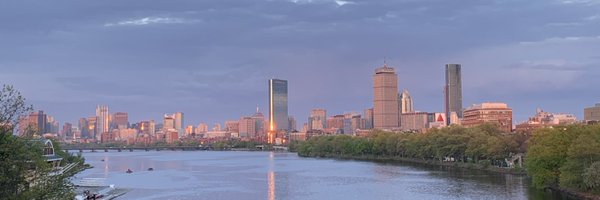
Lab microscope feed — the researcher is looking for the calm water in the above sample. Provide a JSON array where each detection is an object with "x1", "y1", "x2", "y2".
[{"x1": 74, "y1": 151, "x2": 566, "y2": 200}]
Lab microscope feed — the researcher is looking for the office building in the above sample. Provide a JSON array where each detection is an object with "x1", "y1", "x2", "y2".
[
  {"x1": 112, "y1": 112, "x2": 129, "y2": 130},
  {"x1": 445, "y1": 64, "x2": 463, "y2": 124},
  {"x1": 225, "y1": 120, "x2": 240, "y2": 133},
  {"x1": 364, "y1": 108, "x2": 374, "y2": 129},
  {"x1": 462, "y1": 102, "x2": 513, "y2": 133},
  {"x1": 269, "y1": 79, "x2": 289, "y2": 131},
  {"x1": 96, "y1": 105, "x2": 110, "y2": 140},
  {"x1": 373, "y1": 63, "x2": 399, "y2": 130},
  {"x1": 584, "y1": 103, "x2": 600, "y2": 123},
  {"x1": 516, "y1": 108, "x2": 577, "y2": 134},
  {"x1": 78, "y1": 118, "x2": 89, "y2": 138},
  {"x1": 399, "y1": 89, "x2": 414, "y2": 114},
  {"x1": 18, "y1": 110, "x2": 47, "y2": 137},
  {"x1": 164, "y1": 114, "x2": 175, "y2": 130},
  {"x1": 400, "y1": 112, "x2": 429, "y2": 132},
  {"x1": 239, "y1": 117, "x2": 256, "y2": 138},
  {"x1": 308, "y1": 109, "x2": 327, "y2": 131},
  {"x1": 174, "y1": 112, "x2": 184, "y2": 138}
]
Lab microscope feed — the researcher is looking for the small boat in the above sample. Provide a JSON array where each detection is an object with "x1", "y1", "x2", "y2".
[
  {"x1": 126, "y1": 169, "x2": 133, "y2": 173},
  {"x1": 100, "y1": 159, "x2": 105, "y2": 162},
  {"x1": 148, "y1": 168, "x2": 154, "y2": 171}
]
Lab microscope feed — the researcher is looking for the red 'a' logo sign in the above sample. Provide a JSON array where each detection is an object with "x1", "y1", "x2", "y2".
[{"x1": 437, "y1": 114, "x2": 444, "y2": 122}]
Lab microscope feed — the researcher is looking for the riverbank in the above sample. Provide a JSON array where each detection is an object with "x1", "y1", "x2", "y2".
[{"x1": 299, "y1": 154, "x2": 527, "y2": 175}]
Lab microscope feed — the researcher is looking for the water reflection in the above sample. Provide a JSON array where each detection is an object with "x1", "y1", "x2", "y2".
[
  {"x1": 75, "y1": 151, "x2": 567, "y2": 200},
  {"x1": 268, "y1": 152, "x2": 276, "y2": 200}
]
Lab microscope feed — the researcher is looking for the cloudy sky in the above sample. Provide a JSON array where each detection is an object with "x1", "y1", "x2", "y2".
[{"x1": 1, "y1": 0, "x2": 599, "y2": 127}]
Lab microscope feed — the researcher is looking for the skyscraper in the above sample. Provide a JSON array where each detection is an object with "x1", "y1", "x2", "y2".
[
  {"x1": 308, "y1": 109, "x2": 327, "y2": 130},
  {"x1": 174, "y1": 112, "x2": 184, "y2": 138},
  {"x1": 163, "y1": 114, "x2": 175, "y2": 130},
  {"x1": 399, "y1": 89, "x2": 414, "y2": 114},
  {"x1": 445, "y1": 64, "x2": 463, "y2": 124},
  {"x1": 373, "y1": 63, "x2": 399, "y2": 130},
  {"x1": 269, "y1": 79, "x2": 289, "y2": 131},
  {"x1": 96, "y1": 105, "x2": 110, "y2": 140},
  {"x1": 364, "y1": 108, "x2": 374, "y2": 130}
]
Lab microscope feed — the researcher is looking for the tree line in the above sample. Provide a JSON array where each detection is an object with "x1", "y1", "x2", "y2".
[
  {"x1": 297, "y1": 123, "x2": 600, "y2": 194},
  {"x1": 0, "y1": 85, "x2": 84, "y2": 200},
  {"x1": 298, "y1": 124, "x2": 527, "y2": 167}
]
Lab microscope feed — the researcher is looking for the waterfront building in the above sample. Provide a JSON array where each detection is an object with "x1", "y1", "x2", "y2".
[
  {"x1": 462, "y1": 102, "x2": 513, "y2": 133},
  {"x1": 239, "y1": 117, "x2": 256, "y2": 138},
  {"x1": 308, "y1": 109, "x2": 327, "y2": 131},
  {"x1": 445, "y1": 64, "x2": 463, "y2": 124},
  {"x1": 185, "y1": 125, "x2": 194, "y2": 136},
  {"x1": 400, "y1": 112, "x2": 429, "y2": 132},
  {"x1": 584, "y1": 103, "x2": 600, "y2": 123},
  {"x1": 428, "y1": 113, "x2": 447, "y2": 129},
  {"x1": 96, "y1": 105, "x2": 110, "y2": 140},
  {"x1": 327, "y1": 115, "x2": 345, "y2": 130},
  {"x1": 269, "y1": 79, "x2": 289, "y2": 132},
  {"x1": 373, "y1": 63, "x2": 399, "y2": 130},
  {"x1": 196, "y1": 123, "x2": 209, "y2": 133},
  {"x1": 516, "y1": 108, "x2": 577, "y2": 134},
  {"x1": 225, "y1": 120, "x2": 240, "y2": 133},
  {"x1": 112, "y1": 112, "x2": 129, "y2": 130}
]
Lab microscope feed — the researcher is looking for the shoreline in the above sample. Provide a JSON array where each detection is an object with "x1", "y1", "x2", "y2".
[
  {"x1": 299, "y1": 154, "x2": 527, "y2": 175},
  {"x1": 299, "y1": 154, "x2": 600, "y2": 200}
]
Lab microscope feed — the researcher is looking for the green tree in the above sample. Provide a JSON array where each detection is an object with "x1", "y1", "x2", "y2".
[
  {"x1": 0, "y1": 85, "x2": 75, "y2": 199},
  {"x1": 583, "y1": 161, "x2": 600, "y2": 192}
]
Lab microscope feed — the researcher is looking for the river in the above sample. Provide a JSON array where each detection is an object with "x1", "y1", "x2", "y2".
[{"x1": 74, "y1": 151, "x2": 567, "y2": 200}]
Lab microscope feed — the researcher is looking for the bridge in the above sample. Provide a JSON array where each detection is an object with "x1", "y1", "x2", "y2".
[{"x1": 63, "y1": 146, "x2": 212, "y2": 153}]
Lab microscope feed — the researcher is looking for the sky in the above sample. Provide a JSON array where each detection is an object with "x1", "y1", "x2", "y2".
[{"x1": 1, "y1": 0, "x2": 599, "y2": 127}]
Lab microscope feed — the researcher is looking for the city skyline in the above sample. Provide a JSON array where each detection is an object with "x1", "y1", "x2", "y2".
[{"x1": 2, "y1": 0, "x2": 600, "y2": 125}]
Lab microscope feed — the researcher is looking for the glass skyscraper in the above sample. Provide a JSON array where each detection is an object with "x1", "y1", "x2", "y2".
[
  {"x1": 269, "y1": 79, "x2": 289, "y2": 131},
  {"x1": 445, "y1": 64, "x2": 463, "y2": 124}
]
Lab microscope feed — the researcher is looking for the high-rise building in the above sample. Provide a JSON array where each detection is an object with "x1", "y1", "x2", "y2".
[
  {"x1": 62, "y1": 122, "x2": 73, "y2": 139},
  {"x1": 445, "y1": 64, "x2": 463, "y2": 124},
  {"x1": 327, "y1": 115, "x2": 345, "y2": 130},
  {"x1": 225, "y1": 120, "x2": 240, "y2": 133},
  {"x1": 462, "y1": 102, "x2": 513, "y2": 133},
  {"x1": 87, "y1": 116, "x2": 97, "y2": 139},
  {"x1": 584, "y1": 103, "x2": 600, "y2": 123},
  {"x1": 239, "y1": 117, "x2": 256, "y2": 138},
  {"x1": 252, "y1": 108, "x2": 265, "y2": 138},
  {"x1": 399, "y1": 89, "x2": 414, "y2": 114},
  {"x1": 373, "y1": 63, "x2": 399, "y2": 130},
  {"x1": 96, "y1": 105, "x2": 110, "y2": 140},
  {"x1": 196, "y1": 123, "x2": 209, "y2": 133},
  {"x1": 112, "y1": 112, "x2": 129, "y2": 130},
  {"x1": 18, "y1": 110, "x2": 47, "y2": 136},
  {"x1": 308, "y1": 109, "x2": 327, "y2": 131},
  {"x1": 163, "y1": 114, "x2": 175, "y2": 130},
  {"x1": 269, "y1": 79, "x2": 289, "y2": 131},
  {"x1": 364, "y1": 108, "x2": 374, "y2": 130},
  {"x1": 174, "y1": 112, "x2": 184, "y2": 138},
  {"x1": 288, "y1": 116, "x2": 297, "y2": 131},
  {"x1": 78, "y1": 118, "x2": 89, "y2": 138},
  {"x1": 400, "y1": 112, "x2": 429, "y2": 132}
]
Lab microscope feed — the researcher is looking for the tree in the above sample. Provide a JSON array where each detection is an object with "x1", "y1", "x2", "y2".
[
  {"x1": 583, "y1": 161, "x2": 600, "y2": 192},
  {"x1": 0, "y1": 85, "x2": 75, "y2": 199}
]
